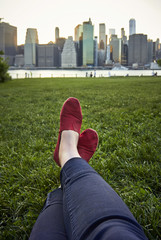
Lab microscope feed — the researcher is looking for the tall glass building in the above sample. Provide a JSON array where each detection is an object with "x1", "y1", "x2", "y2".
[
  {"x1": 128, "y1": 34, "x2": 148, "y2": 66},
  {"x1": 99, "y1": 23, "x2": 106, "y2": 50},
  {"x1": 74, "y1": 24, "x2": 83, "y2": 66},
  {"x1": 0, "y1": 21, "x2": 17, "y2": 65},
  {"x1": 61, "y1": 36, "x2": 77, "y2": 68},
  {"x1": 129, "y1": 19, "x2": 136, "y2": 36},
  {"x1": 55, "y1": 27, "x2": 59, "y2": 43},
  {"x1": 75, "y1": 24, "x2": 83, "y2": 42},
  {"x1": 24, "y1": 28, "x2": 39, "y2": 66},
  {"x1": 83, "y1": 18, "x2": 94, "y2": 66}
]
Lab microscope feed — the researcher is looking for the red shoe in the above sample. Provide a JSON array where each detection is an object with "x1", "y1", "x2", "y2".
[
  {"x1": 78, "y1": 128, "x2": 98, "y2": 162},
  {"x1": 54, "y1": 97, "x2": 82, "y2": 166}
]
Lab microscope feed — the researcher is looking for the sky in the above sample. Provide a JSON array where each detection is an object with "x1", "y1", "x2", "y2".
[{"x1": 1, "y1": 0, "x2": 161, "y2": 45}]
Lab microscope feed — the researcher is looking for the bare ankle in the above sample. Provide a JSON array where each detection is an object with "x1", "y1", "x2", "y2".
[{"x1": 59, "y1": 130, "x2": 81, "y2": 167}]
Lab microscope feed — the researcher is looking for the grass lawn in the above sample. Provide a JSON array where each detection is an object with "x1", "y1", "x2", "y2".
[{"x1": 0, "y1": 76, "x2": 161, "y2": 239}]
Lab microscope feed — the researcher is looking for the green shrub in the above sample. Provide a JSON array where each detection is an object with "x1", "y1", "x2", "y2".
[
  {"x1": 0, "y1": 50, "x2": 11, "y2": 83},
  {"x1": 157, "y1": 59, "x2": 161, "y2": 67}
]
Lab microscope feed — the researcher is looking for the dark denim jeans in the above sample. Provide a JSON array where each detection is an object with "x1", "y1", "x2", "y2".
[{"x1": 29, "y1": 158, "x2": 148, "y2": 240}]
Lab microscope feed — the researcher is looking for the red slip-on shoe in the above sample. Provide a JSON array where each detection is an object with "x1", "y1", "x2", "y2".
[
  {"x1": 78, "y1": 128, "x2": 99, "y2": 162},
  {"x1": 54, "y1": 97, "x2": 82, "y2": 166}
]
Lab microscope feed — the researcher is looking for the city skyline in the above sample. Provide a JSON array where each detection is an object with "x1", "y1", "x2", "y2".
[{"x1": 1, "y1": 0, "x2": 161, "y2": 45}]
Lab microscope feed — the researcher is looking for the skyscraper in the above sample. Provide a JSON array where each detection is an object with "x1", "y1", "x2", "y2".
[
  {"x1": 121, "y1": 28, "x2": 128, "y2": 65},
  {"x1": 61, "y1": 36, "x2": 77, "y2": 68},
  {"x1": 122, "y1": 44, "x2": 128, "y2": 66},
  {"x1": 0, "y1": 21, "x2": 17, "y2": 65},
  {"x1": 128, "y1": 34, "x2": 148, "y2": 66},
  {"x1": 37, "y1": 43, "x2": 60, "y2": 67},
  {"x1": 56, "y1": 38, "x2": 66, "y2": 52},
  {"x1": 94, "y1": 36, "x2": 98, "y2": 67},
  {"x1": 25, "y1": 28, "x2": 39, "y2": 44},
  {"x1": 147, "y1": 39, "x2": 153, "y2": 63},
  {"x1": 74, "y1": 24, "x2": 83, "y2": 42},
  {"x1": 109, "y1": 29, "x2": 115, "y2": 35},
  {"x1": 121, "y1": 28, "x2": 127, "y2": 44},
  {"x1": 24, "y1": 28, "x2": 39, "y2": 66},
  {"x1": 82, "y1": 18, "x2": 94, "y2": 66},
  {"x1": 129, "y1": 18, "x2": 136, "y2": 36},
  {"x1": 55, "y1": 27, "x2": 59, "y2": 43},
  {"x1": 99, "y1": 23, "x2": 106, "y2": 50},
  {"x1": 109, "y1": 29, "x2": 116, "y2": 44},
  {"x1": 74, "y1": 24, "x2": 83, "y2": 66},
  {"x1": 110, "y1": 35, "x2": 123, "y2": 63}
]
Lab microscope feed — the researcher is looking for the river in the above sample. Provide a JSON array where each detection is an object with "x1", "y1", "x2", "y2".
[{"x1": 8, "y1": 69, "x2": 161, "y2": 79}]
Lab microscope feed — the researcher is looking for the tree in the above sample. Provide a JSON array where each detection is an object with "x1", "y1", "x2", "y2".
[
  {"x1": 0, "y1": 50, "x2": 11, "y2": 83},
  {"x1": 157, "y1": 59, "x2": 161, "y2": 67}
]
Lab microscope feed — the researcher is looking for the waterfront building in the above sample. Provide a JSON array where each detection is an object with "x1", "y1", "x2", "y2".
[
  {"x1": 156, "y1": 49, "x2": 161, "y2": 60},
  {"x1": 17, "y1": 44, "x2": 24, "y2": 55},
  {"x1": 129, "y1": 18, "x2": 136, "y2": 36},
  {"x1": 121, "y1": 28, "x2": 127, "y2": 44},
  {"x1": 37, "y1": 43, "x2": 60, "y2": 67},
  {"x1": 108, "y1": 29, "x2": 115, "y2": 43},
  {"x1": 99, "y1": 23, "x2": 106, "y2": 50},
  {"x1": 94, "y1": 36, "x2": 98, "y2": 67},
  {"x1": 75, "y1": 38, "x2": 83, "y2": 67},
  {"x1": 74, "y1": 24, "x2": 83, "y2": 42},
  {"x1": 155, "y1": 38, "x2": 160, "y2": 60},
  {"x1": 61, "y1": 36, "x2": 77, "y2": 68},
  {"x1": 121, "y1": 44, "x2": 128, "y2": 66},
  {"x1": 55, "y1": 27, "x2": 59, "y2": 43},
  {"x1": 155, "y1": 38, "x2": 160, "y2": 52},
  {"x1": 109, "y1": 29, "x2": 115, "y2": 35},
  {"x1": 14, "y1": 55, "x2": 24, "y2": 67},
  {"x1": 110, "y1": 35, "x2": 123, "y2": 63},
  {"x1": 56, "y1": 38, "x2": 66, "y2": 52},
  {"x1": 24, "y1": 28, "x2": 39, "y2": 67},
  {"x1": 147, "y1": 39, "x2": 153, "y2": 64},
  {"x1": 105, "y1": 45, "x2": 111, "y2": 64},
  {"x1": 98, "y1": 49, "x2": 106, "y2": 66},
  {"x1": 74, "y1": 24, "x2": 83, "y2": 66},
  {"x1": 0, "y1": 21, "x2": 17, "y2": 65},
  {"x1": 121, "y1": 28, "x2": 125, "y2": 38},
  {"x1": 82, "y1": 18, "x2": 94, "y2": 66},
  {"x1": 128, "y1": 34, "x2": 148, "y2": 66},
  {"x1": 152, "y1": 41, "x2": 156, "y2": 60},
  {"x1": 109, "y1": 34, "x2": 118, "y2": 44}
]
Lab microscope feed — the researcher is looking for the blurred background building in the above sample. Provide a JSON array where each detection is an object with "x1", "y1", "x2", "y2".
[
  {"x1": 129, "y1": 18, "x2": 136, "y2": 36},
  {"x1": 61, "y1": 36, "x2": 77, "y2": 67},
  {"x1": 0, "y1": 19, "x2": 17, "y2": 65},
  {"x1": 37, "y1": 43, "x2": 60, "y2": 67},
  {"x1": 1, "y1": 18, "x2": 160, "y2": 69},
  {"x1": 128, "y1": 34, "x2": 148, "y2": 66},
  {"x1": 24, "y1": 28, "x2": 39, "y2": 67},
  {"x1": 82, "y1": 18, "x2": 94, "y2": 66}
]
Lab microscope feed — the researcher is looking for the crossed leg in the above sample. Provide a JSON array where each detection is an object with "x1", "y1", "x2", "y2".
[{"x1": 29, "y1": 98, "x2": 147, "y2": 240}]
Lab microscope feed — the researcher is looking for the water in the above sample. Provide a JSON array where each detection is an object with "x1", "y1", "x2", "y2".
[{"x1": 8, "y1": 69, "x2": 161, "y2": 79}]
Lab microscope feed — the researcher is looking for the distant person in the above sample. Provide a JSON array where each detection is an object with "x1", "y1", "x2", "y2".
[
  {"x1": 86, "y1": 72, "x2": 88, "y2": 77},
  {"x1": 90, "y1": 72, "x2": 93, "y2": 77},
  {"x1": 29, "y1": 97, "x2": 148, "y2": 240},
  {"x1": 152, "y1": 71, "x2": 157, "y2": 77}
]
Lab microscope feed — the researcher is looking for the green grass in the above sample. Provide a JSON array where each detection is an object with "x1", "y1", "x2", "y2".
[{"x1": 0, "y1": 76, "x2": 161, "y2": 240}]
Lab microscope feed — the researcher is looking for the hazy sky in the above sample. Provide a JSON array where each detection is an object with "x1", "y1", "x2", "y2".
[{"x1": 1, "y1": 0, "x2": 161, "y2": 45}]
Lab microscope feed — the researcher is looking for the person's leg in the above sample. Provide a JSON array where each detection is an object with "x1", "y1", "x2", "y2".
[
  {"x1": 59, "y1": 131, "x2": 148, "y2": 240},
  {"x1": 29, "y1": 188, "x2": 67, "y2": 240}
]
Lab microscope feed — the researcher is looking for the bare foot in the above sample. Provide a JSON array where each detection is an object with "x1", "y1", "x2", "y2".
[{"x1": 59, "y1": 130, "x2": 81, "y2": 167}]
